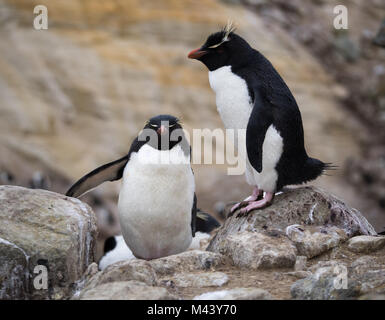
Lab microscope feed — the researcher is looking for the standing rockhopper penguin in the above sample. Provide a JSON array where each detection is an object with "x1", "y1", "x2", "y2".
[
  {"x1": 188, "y1": 23, "x2": 333, "y2": 214},
  {"x1": 66, "y1": 115, "x2": 219, "y2": 260}
]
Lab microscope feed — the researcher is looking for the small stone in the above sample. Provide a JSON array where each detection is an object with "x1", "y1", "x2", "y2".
[
  {"x1": 351, "y1": 256, "x2": 380, "y2": 275},
  {"x1": 373, "y1": 19, "x2": 385, "y2": 48},
  {"x1": 290, "y1": 263, "x2": 353, "y2": 300},
  {"x1": 294, "y1": 256, "x2": 307, "y2": 271},
  {"x1": 286, "y1": 225, "x2": 347, "y2": 259},
  {"x1": 359, "y1": 293, "x2": 385, "y2": 300},
  {"x1": 285, "y1": 271, "x2": 312, "y2": 279},
  {"x1": 164, "y1": 272, "x2": 229, "y2": 288},
  {"x1": 273, "y1": 272, "x2": 284, "y2": 281},
  {"x1": 308, "y1": 260, "x2": 341, "y2": 273},
  {"x1": 347, "y1": 236, "x2": 385, "y2": 253},
  {"x1": 193, "y1": 288, "x2": 273, "y2": 300}
]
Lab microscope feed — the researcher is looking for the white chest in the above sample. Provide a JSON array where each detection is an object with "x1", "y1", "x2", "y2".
[
  {"x1": 208, "y1": 66, "x2": 284, "y2": 192},
  {"x1": 208, "y1": 66, "x2": 252, "y2": 130},
  {"x1": 117, "y1": 144, "x2": 195, "y2": 259}
]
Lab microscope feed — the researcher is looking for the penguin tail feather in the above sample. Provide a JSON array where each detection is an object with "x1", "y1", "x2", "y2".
[
  {"x1": 321, "y1": 162, "x2": 339, "y2": 176},
  {"x1": 302, "y1": 158, "x2": 338, "y2": 182}
]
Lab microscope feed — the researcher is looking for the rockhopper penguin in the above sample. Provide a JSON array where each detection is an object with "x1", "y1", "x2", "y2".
[
  {"x1": 66, "y1": 115, "x2": 219, "y2": 260},
  {"x1": 99, "y1": 210, "x2": 220, "y2": 270},
  {"x1": 188, "y1": 23, "x2": 332, "y2": 214}
]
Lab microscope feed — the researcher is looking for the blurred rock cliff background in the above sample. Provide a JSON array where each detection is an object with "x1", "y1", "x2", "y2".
[{"x1": 0, "y1": 0, "x2": 384, "y2": 257}]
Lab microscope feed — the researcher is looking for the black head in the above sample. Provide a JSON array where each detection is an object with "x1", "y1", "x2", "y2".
[
  {"x1": 188, "y1": 23, "x2": 253, "y2": 71},
  {"x1": 140, "y1": 114, "x2": 186, "y2": 151}
]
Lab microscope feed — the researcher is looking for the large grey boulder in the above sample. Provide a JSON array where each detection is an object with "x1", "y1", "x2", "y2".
[
  {"x1": 0, "y1": 186, "x2": 97, "y2": 299},
  {"x1": 207, "y1": 187, "x2": 376, "y2": 264},
  {"x1": 213, "y1": 231, "x2": 297, "y2": 269}
]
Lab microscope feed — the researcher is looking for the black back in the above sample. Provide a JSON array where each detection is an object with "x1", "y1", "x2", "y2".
[{"x1": 192, "y1": 30, "x2": 326, "y2": 190}]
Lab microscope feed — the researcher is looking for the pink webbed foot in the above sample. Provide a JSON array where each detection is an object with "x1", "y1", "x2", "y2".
[
  {"x1": 230, "y1": 187, "x2": 263, "y2": 214},
  {"x1": 238, "y1": 192, "x2": 275, "y2": 215}
]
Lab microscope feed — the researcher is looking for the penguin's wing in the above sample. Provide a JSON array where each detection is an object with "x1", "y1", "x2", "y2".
[
  {"x1": 190, "y1": 193, "x2": 197, "y2": 237},
  {"x1": 66, "y1": 137, "x2": 144, "y2": 198},
  {"x1": 66, "y1": 155, "x2": 129, "y2": 198},
  {"x1": 196, "y1": 210, "x2": 221, "y2": 233},
  {"x1": 246, "y1": 89, "x2": 274, "y2": 173}
]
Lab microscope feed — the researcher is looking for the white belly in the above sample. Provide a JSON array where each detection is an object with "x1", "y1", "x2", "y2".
[
  {"x1": 118, "y1": 144, "x2": 195, "y2": 260},
  {"x1": 209, "y1": 66, "x2": 283, "y2": 192}
]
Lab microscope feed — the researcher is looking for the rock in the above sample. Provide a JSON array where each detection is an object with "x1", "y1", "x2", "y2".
[
  {"x1": 373, "y1": 19, "x2": 385, "y2": 47},
  {"x1": 285, "y1": 271, "x2": 312, "y2": 279},
  {"x1": 347, "y1": 236, "x2": 385, "y2": 253},
  {"x1": 212, "y1": 231, "x2": 297, "y2": 269},
  {"x1": 0, "y1": 186, "x2": 97, "y2": 300},
  {"x1": 83, "y1": 259, "x2": 157, "y2": 294},
  {"x1": 294, "y1": 256, "x2": 307, "y2": 271},
  {"x1": 350, "y1": 256, "x2": 381, "y2": 275},
  {"x1": 208, "y1": 187, "x2": 376, "y2": 261},
  {"x1": 333, "y1": 32, "x2": 361, "y2": 62},
  {"x1": 355, "y1": 270, "x2": 385, "y2": 296},
  {"x1": 291, "y1": 263, "x2": 355, "y2": 300},
  {"x1": 0, "y1": 238, "x2": 29, "y2": 299},
  {"x1": 286, "y1": 225, "x2": 348, "y2": 258},
  {"x1": 72, "y1": 262, "x2": 99, "y2": 299},
  {"x1": 188, "y1": 232, "x2": 211, "y2": 251},
  {"x1": 194, "y1": 288, "x2": 273, "y2": 300},
  {"x1": 359, "y1": 293, "x2": 385, "y2": 300},
  {"x1": 148, "y1": 250, "x2": 227, "y2": 275},
  {"x1": 291, "y1": 259, "x2": 385, "y2": 300},
  {"x1": 78, "y1": 281, "x2": 177, "y2": 300},
  {"x1": 163, "y1": 272, "x2": 229, "y2": 288},
  {"x1": 78, "y1": 250, "x2": 227, "y2": 298}
]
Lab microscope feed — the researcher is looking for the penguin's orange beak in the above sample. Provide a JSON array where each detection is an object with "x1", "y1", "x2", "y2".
[{"x1": 188, "y1": 48, "x2": 207, "y2": 59}]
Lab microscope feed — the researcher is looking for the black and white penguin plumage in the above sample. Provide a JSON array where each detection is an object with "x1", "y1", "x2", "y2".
[
  {"x1": 188, "y1": 23, "x2": 332, "y2": 214},
  {"x1": 66, "y1": 115, "x2": 214, "y2": 260},
  {"x1": 99, "y1": 210, "x2": 220, "y2": 270}
]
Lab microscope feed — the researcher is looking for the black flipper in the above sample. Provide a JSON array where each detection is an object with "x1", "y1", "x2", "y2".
[
  {"x1": 103, "y1": 236, "x2": 118, "y2": 254},
  {"x1": 66, "y1": 137, "x2": 146, "y2": 198},
  {"x1": 66, "y1": 155, "x2": 129, "y2": 198},
  {"x1": 191, "y1": 193, "x2": 197, "y2": 237},
  {"x1": 196, "y1": 210, "x2": 221, "y2": 233},
  {"x1": 246, "y1": 90, "x2": 274, "y2": 173}
]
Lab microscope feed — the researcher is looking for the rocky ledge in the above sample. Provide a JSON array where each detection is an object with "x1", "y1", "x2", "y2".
[
  {"x1": 1, "y1": 185, "x2": 384, "y2": 300},
  {"x1": 0, "y1": 186, "x2": 97, "y2": 299}
]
